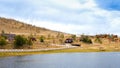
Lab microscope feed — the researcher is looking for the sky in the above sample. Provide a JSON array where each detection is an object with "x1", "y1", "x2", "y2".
[{"x1": 0, "y1": 0, "x2": 120, "y2": 35}]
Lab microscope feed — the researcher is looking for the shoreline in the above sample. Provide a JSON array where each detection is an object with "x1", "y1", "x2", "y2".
[
  {"x1": 0, "y1": 47, "x2": 120, "y2": 57},
  {"x1": 0, "y1": 46, "x2": 77, "y2": 52}
]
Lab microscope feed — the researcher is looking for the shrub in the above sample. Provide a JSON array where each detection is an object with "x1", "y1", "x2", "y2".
[
  {"x1": 80, "y1": 35, "x2": 92, "y2": 44},
  {"x1": 14, "y1": 35, "x2": 27, "y2": 48},
  {"x1": 40, "y1": 36, "x2": 45, "y2": 43},
  {"x1": 94, "y1": 37, "x2": 102, "y2": 44},
  {"x1": 60, "y1": 34, "x2": 64, "y2": 39},
  {"x1": 0, "y1": 37, "x2": 7, "y2": 46},
  {"x1": 26, "y1": 39, "x2": 33, "y2": 46},
  {"x1": 71, "y1": 35, "x2": 76, "y2": 40},
  {"x1": 1, "y1": 30, "x2": 7, "y2": 39},
  {"x1": 59, "y1": 39, "x2": 63, "y2": 44},
  {"x1": 1, "y1": 35, "x2": 7, "y2": 39}
]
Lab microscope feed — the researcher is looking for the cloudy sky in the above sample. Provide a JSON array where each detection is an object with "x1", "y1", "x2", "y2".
[{"x1": 0, "y1": 0, "x2": 120, "y2": 35}]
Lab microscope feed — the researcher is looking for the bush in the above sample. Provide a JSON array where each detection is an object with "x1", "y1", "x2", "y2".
[
  {"x1": 80, "y1": 35, "x2": 92, "y2": 44},
  {"x1": 71, "y1": 35, "x2": 76, "y2": 40},
  {"x1": 1, "y1": 30, "x2": 7, "y2": 39},
  {"x1": 94, "y1": 37, "x2": 102, "y2": 44},
  {"x1": 1, "y1": 35, "x2": 7, "y2": 39},
  {"x1": 0, "y1": 37, "x2": 7, "y2": 46},
  {"x1": 60, "y1": 34, "x2": 64, "y2": 39},
  {"x1": 40, "y1": 36, "x2": 45, "y2": 43},
  {"x1": 26, "y1": 39, "x2": 33, "y2": 46},
  {"x1": 14, "y1": 35, "x2": 27, "y2": 48}
]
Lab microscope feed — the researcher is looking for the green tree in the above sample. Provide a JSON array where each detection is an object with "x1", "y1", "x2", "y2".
[
  {"x1": 26, "y1": 39, "x2": 33, "y2": 46},
  {"x1": 40, "y1": 35, "x2": 45, "y2": 43},
  {"x1": 0, "y1": 37, "x2": 7, "y2": 46},
  {"x1": 94, "y1": 37, "x2": 102, "y2": 44},
  {"x1": 1, "y1": 30, "x2": 7, "y2": 39},
  {"x1": 14, "y1": 35, "x2": 27, "y2": 48},
  {"x1": 80, "y1": 35, "x2": 92, "y2": 44},
  {"x1": 71, "y1": 35, "x2": 76, "y2": 40}
]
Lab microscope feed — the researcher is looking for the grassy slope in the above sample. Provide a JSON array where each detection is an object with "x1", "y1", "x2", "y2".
[{"x1": 0, "y1": 17, "x2": 69, "y2": 36}]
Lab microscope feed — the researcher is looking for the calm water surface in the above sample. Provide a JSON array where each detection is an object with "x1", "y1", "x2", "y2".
[{"x1": 0, "y1": 52, "x2": 120, "y2": 68}]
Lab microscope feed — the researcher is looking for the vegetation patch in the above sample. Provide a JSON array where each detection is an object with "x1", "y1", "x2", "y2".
[{"x1": 80, "y1": 35, "x2": 92, "y2": 44}]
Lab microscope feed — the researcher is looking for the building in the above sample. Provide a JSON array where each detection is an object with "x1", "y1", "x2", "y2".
[
  {"x1": 65, "y1": 38, "x2": 73, "y2": 43},
  {"x1": 1, "y1": 34, "x2": 16, "y2": 41}
]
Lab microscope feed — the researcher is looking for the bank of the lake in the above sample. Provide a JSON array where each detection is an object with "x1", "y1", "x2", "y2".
[{"x1": 0, "y1": 47, "x2": 120, "y2": 57}]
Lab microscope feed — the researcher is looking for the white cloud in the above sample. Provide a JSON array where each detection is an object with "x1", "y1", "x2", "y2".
[
  {"x1": 47, "y1": 0, "x2": 82, "y2": 9},
  {"x1": 46, "y1": 0, "x2": 97, "y2": 10},
  {"x1": 110, "y1": 18, "x2": 120, "y2": 28},
  {"x1": 32, "y1": 20, "x2": 95, "y2": 34},
  {"x1": 34, "y1": 7, "x2": 60, "y2": 15},
  {"x1": 80, "y1": 0, "x2": 97, "y2": 9}
]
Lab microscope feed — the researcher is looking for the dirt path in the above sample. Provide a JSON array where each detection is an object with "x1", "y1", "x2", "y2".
[{"x1": 0, "y1": 46, "x2": 77, "y2": 52}]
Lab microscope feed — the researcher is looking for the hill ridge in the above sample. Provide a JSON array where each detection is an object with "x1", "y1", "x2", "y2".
[{"x1": 0, "y1": 17, "x2": 68, "y2": 36}]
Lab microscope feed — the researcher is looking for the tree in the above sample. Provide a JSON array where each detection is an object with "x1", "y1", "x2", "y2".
[
  {"x1": 40, "y1": 35, "x2": 45, "y2": 43},
  {"x1": 1, "y1": 30, "x2": 7, "y2": 39},
  {"x1": 71, "y1": 35, "x2": 76, "y2": 40},
  {"x1": 0, "y1": 37, "x2": 7, "y2": 46},
  {"x1": 1, "y1": 30, "x2": 5, "y2": 34},
  {"x1": 26, "y1": 39, "x2": 33, "y2": 46},
  {"x1": 80, "y1": 35, "x2": 92, "y2": 44},
  {"x1": 14, "y1": 35, "x2": 27, "y2": 48},
  {"x1": 94, "y1": 37, "x2": 102, "y2": 44}
]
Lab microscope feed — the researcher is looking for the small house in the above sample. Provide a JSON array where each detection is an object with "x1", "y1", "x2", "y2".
[
  {"x1": 65, "y1": 38, "x2": 73, "y2": 43},
  {"x1": 1, "y1": 34, "x2": 16, "y2": 41}
]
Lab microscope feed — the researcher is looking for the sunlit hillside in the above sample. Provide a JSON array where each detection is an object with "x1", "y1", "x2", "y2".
[{"x1": 0, "y1": 17, "x2": 70, "y2": 36}]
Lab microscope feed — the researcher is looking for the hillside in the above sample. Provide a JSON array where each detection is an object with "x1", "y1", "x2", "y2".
[{"x1": 0, "y1": 17, "x2": 69, "y2": 36}]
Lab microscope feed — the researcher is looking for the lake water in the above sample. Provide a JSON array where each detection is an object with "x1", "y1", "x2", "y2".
[{"x1": 0, "y1": 52, "x2": 120, "y2": 68}]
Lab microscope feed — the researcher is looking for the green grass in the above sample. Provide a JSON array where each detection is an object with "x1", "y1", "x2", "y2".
[{"x1": 0, "y1": 47, "x2": 120, "y2": 57}]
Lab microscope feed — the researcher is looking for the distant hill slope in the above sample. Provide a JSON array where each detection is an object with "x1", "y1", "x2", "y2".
[{"x1": 0, "y1": 17, "x2": 69, "y2": 36}]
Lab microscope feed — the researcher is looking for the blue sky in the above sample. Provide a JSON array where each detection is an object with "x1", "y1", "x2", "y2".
[{"x1": 0, "y1": 0, "x2": 120, "y2": 35}]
